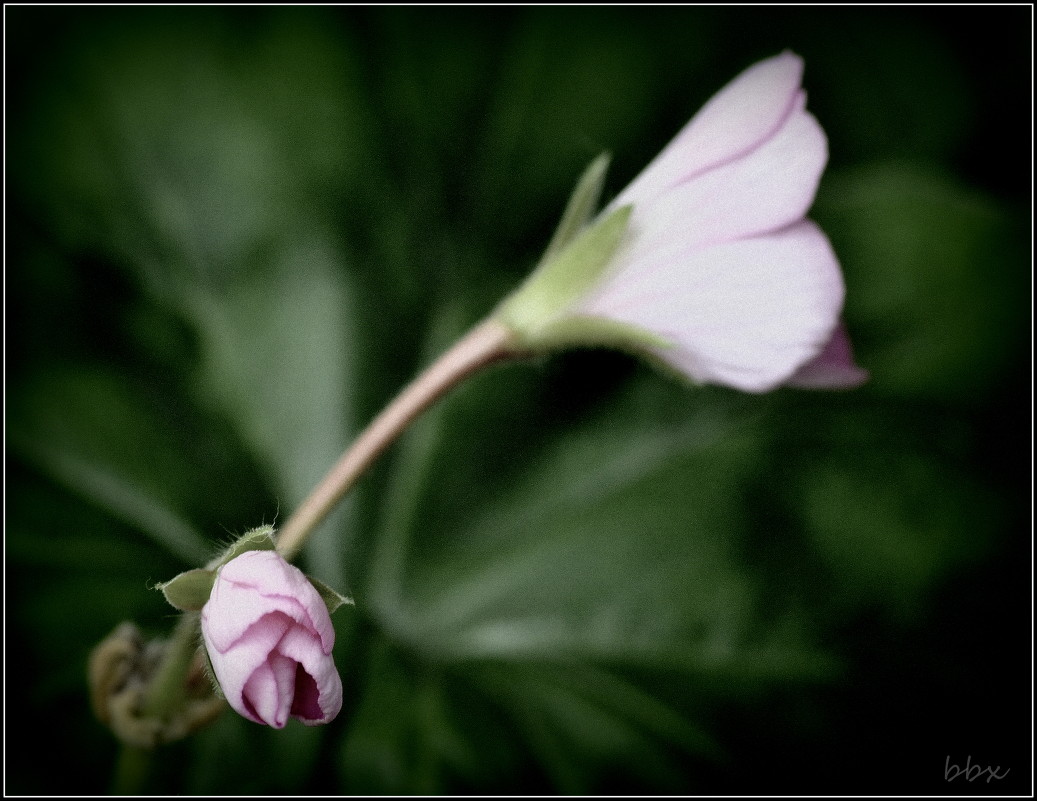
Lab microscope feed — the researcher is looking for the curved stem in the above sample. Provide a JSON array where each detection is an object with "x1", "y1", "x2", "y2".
[{"x1": 275, "y1": 318, "x2": 518, "y2": 562}]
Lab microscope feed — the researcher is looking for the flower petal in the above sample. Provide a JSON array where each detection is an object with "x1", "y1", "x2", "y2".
[
  {"x1": 614, "y1": 51, "x2": 805, "y2": 208},
  {"x1": 579, "y1": 220, "x2": 845, "y2": 392},
  {"x1": 204, "y1": 612, "x2": 291, "y2": 723},
  {"x1": 290, "y1": 665, "x2": 323, "y2": 721},
  {"x1": 785, "y1": 321, "x2": 869, "y2": 389},
  {"x1": 627, "y1": 95, "x2": 827, "y2": 253},
  {"x1": 241, "y1": 651, "x2": 296, "y2": 728},
  {"x1": 201, "y1": 578, "x2": 304, "y2": 654},
  {"x1": 278, "y1": 625, "x2": 343, "y2": 725},
  {"x1": 202, "y1": 550, "x2": 335, "y2": 653}
]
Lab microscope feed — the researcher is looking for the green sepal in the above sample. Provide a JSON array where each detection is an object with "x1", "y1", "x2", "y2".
[
  {"x1": 156, "y1": 569, "x2": 217, "y2": 611},
  {"x1": 539, "y1": 152, "x2": 611, "y2": 265},
  {"x1": 155, "y1": 525, "x2": 276, "y2": 611},
  {"x1": 306, "y1": 575, "x2": 354, "y2": 614},
  {"x1": 532, "y1": 314, "x2": 674, "y2": 353},
  {"x1": 198, "y1": 633, "x2": 223, "y2": 699},
  {"x1": 495, "y1": 204, "x2": 633, "y2": 347},
  {"x1": 213, "y1": 524, "x2": 276, "y2": 568}
]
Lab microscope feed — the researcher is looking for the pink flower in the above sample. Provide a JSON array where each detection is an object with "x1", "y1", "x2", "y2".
[
  {"x1": 200, "y1": 550, "x2": 342, "y2": 728},
  {"x1": 570, "y1": 51, "x2": 866, "y2": 392}
]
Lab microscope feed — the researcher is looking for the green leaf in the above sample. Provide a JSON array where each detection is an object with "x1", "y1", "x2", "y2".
[
  {"x1": 358, "y1": 375, "x2": 840, "y2": 793},
  {"x1": 469, "y1": 662, "x2": 720, "y2": 793},
  {"x1": 180, "y1": 252, "x2": 358, "y2": 576},
  {"x1": 156, "y1": 569, "x2": 216, "y2": 611},
  {"x1": 340, "y1": 641, "x2": 526, "y2": 794},
  {"x1": 7, "y1": 368, "x2": 215, "y2": 565},
  {"x1": 815, "y1": 162, "x2": 1029, "y2": 404},
  {"x1": 9, "y1": 6, "x2": 366, "y2": 591},
  {"x1": 789, "y1": 407, "x2": 1006, "y2": 624}
]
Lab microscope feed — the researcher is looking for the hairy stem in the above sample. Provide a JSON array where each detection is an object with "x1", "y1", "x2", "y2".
[{"x1": 275, "y1": 318, "x2": 518, "y2": 561}]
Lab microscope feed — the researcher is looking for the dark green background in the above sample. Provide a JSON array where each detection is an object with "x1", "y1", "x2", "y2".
[{"x1": 5, "y1": 6, "x2": 1031, "y2": 795}]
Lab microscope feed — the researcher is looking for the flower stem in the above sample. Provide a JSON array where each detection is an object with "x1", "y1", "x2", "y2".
[
  {"x1": 112, "y1": 745, "x2": 152, "y2": 795},
  {"x1": 275, "y1": 317, "x2": 518, "y2": 562},
  {"x1": 139, "y1": 612, "x2": 199, "y2": 720}
]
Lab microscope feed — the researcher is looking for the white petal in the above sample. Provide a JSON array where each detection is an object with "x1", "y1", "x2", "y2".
[
  {"x1": 614, "y1": 51, "x2": 805, "y2": 208},
  {"x1": 627, "y1": 97, "x2": 827, "y2": 253},
  {"x1": 579, "y1": 220, "x2": 845, "y2": 392}
]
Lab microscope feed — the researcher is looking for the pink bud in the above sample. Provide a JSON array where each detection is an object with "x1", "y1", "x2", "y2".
[
  {"x1": 576, "y1": 51, "x2": 866, "y2": 392},
  {"x1": 200, "y1": 550, "x2": 342, "y2": 728}
]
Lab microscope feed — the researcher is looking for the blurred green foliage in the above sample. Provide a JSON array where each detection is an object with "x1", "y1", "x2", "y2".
[{"x1": 5, "y1": 6, "x2": 1030, "y2": 795}]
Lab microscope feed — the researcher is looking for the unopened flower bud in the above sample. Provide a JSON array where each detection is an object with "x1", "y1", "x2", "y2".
[{"x1": 200, "y1": 549, "x2": 348, "y2": 728}]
